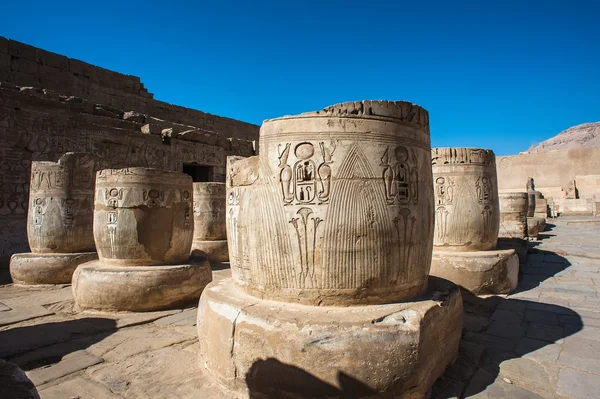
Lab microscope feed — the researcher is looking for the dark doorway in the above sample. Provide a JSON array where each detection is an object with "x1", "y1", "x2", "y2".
[{"x1": 182, "y1": 164, "x2": 214, "y2": 182}]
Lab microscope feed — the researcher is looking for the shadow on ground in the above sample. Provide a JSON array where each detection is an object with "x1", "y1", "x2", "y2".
[
  {"x1": 0, "y1": 267, "x2": 11, "y2": 285},
  {"x1": 0, "y1": 317, "x2": 117, "y2": 370},
  {"x1": 246, "y1": 358, "x2": 377, "y2": 399},
  {"x1": 432, "y1": 245, "x2": 583, "y2": 398}
]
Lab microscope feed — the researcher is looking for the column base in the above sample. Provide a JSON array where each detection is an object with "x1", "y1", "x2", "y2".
[
  {"x1": 527, "y1": 217, "x2": 547, "y2": 239},
  {"x1": 497, "y1": 238, "x2": 528, "y2": 263},
  {"x1": 10, "y1": 252, "x2": 98, "y2": 285},
  {"x1": 191, "y1": 240, "x2": 228, "y2": 263},
  {"x1": 73, "y1": 259, "x2": 212, "y2": 312},
  {"x1": 196, "y1": 277, "x2": 462, "y2": 399},
  {"x1": 430, "y1": 249, "x2": 519, "y2": 295}
]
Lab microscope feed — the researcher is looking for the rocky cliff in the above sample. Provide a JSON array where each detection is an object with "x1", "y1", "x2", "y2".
[{"x1": 526, "y1": 122, "x2": 600, "y2": 153}]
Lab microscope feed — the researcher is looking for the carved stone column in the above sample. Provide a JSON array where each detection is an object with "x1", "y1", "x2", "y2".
[
  {"x1": 72, "y1": 168, "x2": 211, "y2": 312},
  {"x1": 191, "y1": 182, "x2": 228, "y2": 262},
  {"x1": 10, "y1": 153, "x2": 100, "y2": 284},
  {"x1": 429, "y1": 148, "x2": 519, "y2": 294},
  {"x1": 499, "y1": 192, "x2": 528, "y2": 239},
  {"x1": 526, "y1": 177, "x2": 547, "y2": 239},
  {"x1": 196, "y1": 101, "x2": 462, "y2": 397},
  {"x1": 497, "y1": 192, "x2": 529, "y2": 262}
]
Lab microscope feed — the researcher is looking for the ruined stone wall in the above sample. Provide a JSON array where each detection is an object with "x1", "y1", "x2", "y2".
[
  {"x1": 496, "y1": 148, "x2": 600, "y2": 214},
  {"x1": 0, "y1": 83, "x2": 255, "y2": 268},
  {"x1": 0, "y1": 37, "x2": 259, "y2": 141}
]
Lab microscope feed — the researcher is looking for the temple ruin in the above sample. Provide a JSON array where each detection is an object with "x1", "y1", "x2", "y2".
[
  {"x1": 1, "y1": 38, "x2": 599, "y2": 399},
  {"x1": 0, "y1": 36, "x2": 258, "y2": 270},
  {"x1": 429, "y1": 148, "x2": 519, "y2": 294}
]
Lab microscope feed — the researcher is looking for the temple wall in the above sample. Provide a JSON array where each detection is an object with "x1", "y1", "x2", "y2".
[
  {"x1": 496, "y1": 148, "x2": 600, "y2": 214},
  {"x1": 0, "y1": 37, "x2": 259, "y2": 141},
  {"x1": 0, "y1": 83, "x2": 255, "y2": 268}
]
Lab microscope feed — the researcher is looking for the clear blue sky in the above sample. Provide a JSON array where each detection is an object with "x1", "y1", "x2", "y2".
[{"x1": 2, "y1": 1, "x2": 599, "y2": 155}]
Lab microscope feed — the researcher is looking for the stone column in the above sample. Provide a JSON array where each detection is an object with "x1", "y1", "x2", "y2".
[
  {"x1": 10, "y1": 153, "x2": 100, "y2": 284},
  {"x1": 429, "y1": 148, "x2": 519, "y2": 294},
  {"x1": 190, "y1": 182, "x2": 228, "y2": 262},
  {"x1": 526, "y1": 177, "x2": 547, "y2": 239},
  {"x1": 499, "y1": 192, "x2": 528, "y2": 239},
  {"x1": 196, "y1": 101, "x2": 462, "y2": 397},
  {"x1": 72, "y1": 168, "x2": 212, "y2": 312},
  {"x1": 497, "y1": 192, "x2": 529, "y2": 262}
]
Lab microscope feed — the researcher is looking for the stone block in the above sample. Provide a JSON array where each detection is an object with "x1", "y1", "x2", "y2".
[
  {"x1": 69, "y1": 58, "x2": 93, "y2": 76},
  {"x1": 35, "y1": 48, "x2": 70, "y2": 70},
  {"x1": 498, "y1": 357, "x2": 554, "y2": 398},
  {"x1": 0, "y1": 52, "x2": 9, "y2": 71},
  {"x1": 8, "y1": 40, "x2": 36, "y2": 60},
  {"x1": 5, "y1": 70, "x2": 39, "y2": 87},
  {"x1": 39, "y1": 377, "x2": 121, "y2": 399},
  {"x1": 0, "y1": 304, "x2": 53, "y2": 327},
  {"x1": 557, "y1": 367, "x2": 600, "y2": 399},
  {"x1": 197, "y1": 277, "x2": 463, "y2": 398},
  {"x1": 38, "y1": 64, "x2": 73, "y2": 92},
  {"x1": 155, "y1": 308, "x2": 198, "y2": 326},
  {"x1": 140, "y1": 123, "x2": 162, "y2": 135},
  {"x1": 430, "y1": 249, "x2": 519, "y2": 294},
  {"x1": 0, "y1": 36, "x2": 8, "y2": 53},
  {"x1": 123, "y1": 111, "x2": 145, "y2": 123},
  {"x1": 10, "y1": 57, "x2": 39, "y2": 75},
  {"x1": 72, "y1": 259, "x2": 212, "y2": 312},
  {"x1": 93, "y1": 104, "x2": 124, "y2": 119},
  {"x1": 26, "y1": 350, "x2": 103, "y2": 386}
]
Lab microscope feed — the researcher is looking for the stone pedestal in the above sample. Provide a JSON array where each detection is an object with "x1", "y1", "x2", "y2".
[
  {"x1": 430, "y1": 148, "x2": 518, "y2": 294},
  {"x1": 72, "y1": 259, "x2": 211, "y2": 312},
  {"x1": 191, "y1": 182, "x2": 228, "y2": 263},
  {"x1": 198, "y1": 277, "x2": 462, "y2": 398},
  {"x1": 430, "y1": 249, "x2": 519, "y2": 294},
  {"x1": 527, "y1": 216, "x2": 547, "y2": 240},
  {"x1": 73, "y1": 168, "x2": 212, "y2": 312},
  {"x1": 10, "y1": 153, "x2": 100, "y2": 285},
  {"x1": 197, "y1": 101, "x2": 462, "y2": 398},
  {"x1": 10, "y1": 252, "x2": 97, "y2": 285}
]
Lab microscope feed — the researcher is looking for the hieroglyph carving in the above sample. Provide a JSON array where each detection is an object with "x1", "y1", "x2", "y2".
[
  {"x1": 381, "y1": 146, "x2": 419, "y2": 205},
  {"x1": 278, "y1": 141, "x2": 336, "y2": 205},
  {"x1": 476, "y1": 177, "x2": 492, "y2": 205},
  {"x1": 434, "y1": 176, "x2": 454, "y2": 241},
  {"x1": 431, "y1": 148, "x2": 495, "y2": 166}
]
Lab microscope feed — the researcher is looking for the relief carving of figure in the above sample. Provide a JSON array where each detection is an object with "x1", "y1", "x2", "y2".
[
  {"x1": 32, "y1": 197, "x2": 48, "y2": 236},
  {"x1": 476, "y1": 176, "x2": 492, "y2": 205},
  {"x1": 435, "y1": 177, "x2": 454, "y2": 205},
  {"x1": 382, "y1": 146, "x2": 419, "y2": 205}
]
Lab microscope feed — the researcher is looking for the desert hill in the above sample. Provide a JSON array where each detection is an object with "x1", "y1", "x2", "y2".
[{"x1": 526, "y1": 122, "x2": 600, "y2": 153}]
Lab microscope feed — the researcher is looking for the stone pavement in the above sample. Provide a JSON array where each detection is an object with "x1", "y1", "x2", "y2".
[
  {"x1": 433, "y1": 216, "x2": 600, "y2": 399},
  {"x1": 0, "y1": 218, "x2": 599, "y2": 398}
]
